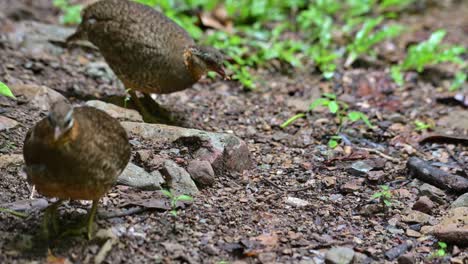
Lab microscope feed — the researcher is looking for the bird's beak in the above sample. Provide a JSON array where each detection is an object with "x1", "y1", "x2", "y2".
[
  {"x1": 53, "y1": 126, "x2": 62, "y2": 141},
  {"x1": 213, "y1": 66, "x2": 229, "y2": 80}
]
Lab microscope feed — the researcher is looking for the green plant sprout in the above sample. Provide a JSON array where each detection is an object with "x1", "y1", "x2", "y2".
[
  {"x1": 0, "y1": 208, "x2": 28, "y2": 218},
  {"x1": 53, "y1": 0, "x2": 83, "y2": 25},
  {"x1": 414, "y1": 120, "x2": 432, "y2": 131},
  {"x1": 345, "y1": 16, "x2": 403, "y2": 66},
  {"x1": 281, "y1": 93, "x2": 373, "y2": 148},
  {"x1": 391, "y1": 30, "x2": 466, "y2": 88},
  {"x1": 161, "y1": 189, "x2": 193, "y2": 217},
  {"x1": 371, "y1": 185, "x2": 393, "y2": 207},
  {"x1": 429, "y1": 241, "x2": 448, "y2": 259},
  {"x1": 0, "y1": 81, "x2": 15, "y2": 98}
]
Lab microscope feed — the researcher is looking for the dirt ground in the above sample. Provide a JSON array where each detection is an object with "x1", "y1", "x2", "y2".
[{"x1": 0, "y1": 1, "x2": 467, "y2": 263}]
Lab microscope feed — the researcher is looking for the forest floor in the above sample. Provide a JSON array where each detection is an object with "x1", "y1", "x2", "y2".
[{"x1": 0, "y1": 0, "x2": 467, "y2": 263}]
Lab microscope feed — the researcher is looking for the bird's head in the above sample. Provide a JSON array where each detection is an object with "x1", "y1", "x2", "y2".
[
  {"x1": 48, "y1": 100, "x2": 74, "y2": 141},
  {"x1": 186, "y1": 45, "x2": 228, "y2": 80}
]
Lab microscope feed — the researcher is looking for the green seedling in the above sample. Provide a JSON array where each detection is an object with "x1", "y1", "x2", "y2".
[
  {"x1": 53, "y1": 0, "x2": 82, "y2": 25},
  {"x1": 345, "y1": 16, "x2": 403, "y2": 66},
  {"x1": 429, "y1": 241, "x2": 448, "y2": 259},
  {"x1": 0, "y1": 208, "x2": 28, "y2": 218},
  {"x1": 371, "y1": 185, "x2": 393, "y2": 207},
  {"x1": 0, "y1": 81, "x2": 15, "y2": 98},
  {"x1": 281, "y1": 93, "x2": 373, "y2": 148},
  {"x1": 161, "y1": 189, "x2": 193, "y2": 217},
  {"x1": 414, "y1": 120, "x2": 432, "y2": 131},
  {"x1": 391, "y1": 30, "x2": 466, "y2": 88}
]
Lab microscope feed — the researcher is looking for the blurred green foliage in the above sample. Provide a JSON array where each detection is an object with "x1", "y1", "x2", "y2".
[{"x1": 0, "y1": 81, "x2": 15, "y2": 98}]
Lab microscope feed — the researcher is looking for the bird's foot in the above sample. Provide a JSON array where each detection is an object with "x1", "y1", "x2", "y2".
[{"x1": 42, "y1": 199, "x2": 63, "y2": 239}]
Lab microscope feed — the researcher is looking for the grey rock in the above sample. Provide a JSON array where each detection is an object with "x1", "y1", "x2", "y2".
[
  {"x1": 385, "y1": 243, "x2": 410, "y2": 261},
  {"x1": 85, "y1": 61, "x2": 116, "y2": 83},
  {"x1": 402, "y1": 210, "x2": 432, "y2": 224},
  {"x1": 187, "y1": 160, "x2": 215, "y2": 186},
  {"x1": 161, "y1": 160, "x2": 198, "y2": 196},
  {"x1": 437, "y1": 110, "x2": 468, "y2": 130},
  {"x1": 419, "y1": 183, "x2": 446, "y2": 204},
  {"x1": 10, "y1": 84, "x2": 66, "y2": 111},
  {"x1": 352, "y1": 252, "x2": 371, "y2": 264},
  {"x1": 0, "y1": 154, "x2": 23, "y2": 168},
  {"x1": 433, "y1": 207, "x2": 468, "y2": 245},
  {"x1": 7, "y1": 21, "x2": 74, "y2": 57},
  {"x1": 0, "y1": 116, "x2": 19, "y2": 131},
  {"x1": 117, "y1": 163, "x2": 164, "y2": 190},
  {"x1": 348, "y1": 161, "x2": 374, "y2": 177},
  {"x1": 397, "y1": 253, "x2": 415, "y2": 264},
  {"x1": 86, "y1": 100, "x2": 142, "y2": 122},
  {"x1": 451, "y1": 193, "x2": 468, "y2": 209},
  {"x1": 325, "y1": 247, "x2": 355, "y2": 264},
  {"x1": 412, "y1": 196, "x2": 435, "y2": 214},
  {"x1": 122, "y1": 122, "x2": 252, "y2": 173},
  {"x1": 285, "y1": 197, "x2": 310, "y2": 207}
]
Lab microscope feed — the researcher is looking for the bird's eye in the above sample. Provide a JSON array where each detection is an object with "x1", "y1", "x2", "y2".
[
  {"x1": 86, "y1": 16, "x2": 97, "y2": 25},
  {"x1": 64, "y1": 118, "x2": 73, "y2": 129}
]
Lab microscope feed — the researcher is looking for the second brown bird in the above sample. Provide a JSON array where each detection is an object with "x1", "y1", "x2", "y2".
[{"x1": 67, "y1": 0, "x2": 227, "y2": 120}]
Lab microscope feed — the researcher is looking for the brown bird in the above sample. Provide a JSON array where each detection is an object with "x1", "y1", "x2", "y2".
[
  {"x1": 23, "y1": 99, "x2": 131, "y2": 239},
  {"x1": 67, "y1": 0, "x2": 227, "y2": 122}
]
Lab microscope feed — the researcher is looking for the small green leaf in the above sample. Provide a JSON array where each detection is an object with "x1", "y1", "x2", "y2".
[
  {"x1": 176, "y1": 195, "x2": 193, "y2": 202},
  {"x1": 380, "y1": 185, "x2": 390, "y2": 191},
  {"x1": 308, "y1": 98, "x2": 329, "y2": 111},
  {"x1": 280, "y1": 113, "x2": 306, "y2": 128},
  {"x1": 438, "y1": 242, "x2": 447, "y2": 249},
  {"x1": 170, "y1": 210, "x2": 178, "y2": 217},
  {"x1": 436, "y1": 249, "x2": 445, "y2": 257},
  {"x1": 328, "y1": 101, "x2": 339, "y2": 113},
  {"x1": 328, "y1": 139, "x2": 338, "y2": 148},
  {"x1": 161, "y1": 189, "x2": 172, "y2": 198},
  {"x1": 391, "y1": 66, "x2": 404, "y2": 86},
  {"x1": 449, "y1": 72, "x2": 466, "y2": 91},
  {"x1": 372, "y1": 192, "x2": 383, "y2": 199},
  {"x1": 0, "y1": 81, "x2": 15, "y2": 98},
  {"x1": 348, "y1": 111, "x2": 361, "y2": 122},
  {"x1": 383, "y1": 200, "x2": 392, "y2": 206}
]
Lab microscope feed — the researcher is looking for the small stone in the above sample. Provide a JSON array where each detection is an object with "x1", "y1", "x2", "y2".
[
  {"x1": 122, "y1": 122, "x2": 252, "y2": 173},
  {"x1": 0, "y1": 116, "x2": 19, "y2": 131},
  {"x1": 285, "y1": 197, "x2": 310, "y2": 207},
  {"x1": 117, "y1": 163, "x2": 164, "y2": 190},
  {"x1": 412, "y1": 196, "x2": 435, "y2": 214},
  {"x1": 451, "y1": 193, "x2": 468, "y2": 209},
  {"x1": 86, "y1": 100, "x2": 143, "y2": 122},
  {"x1": 420, "y1": 225, "x2": 434, "y2": 234},
  {"x1": 325, "y1": 247, "x2": 355, "y2": 264},
  {"x1": 258, "y1": 252, "x2": 276, "y2": 263},
  {"x1": 0, "y1": 154, "x2": 23, "y2": 168},
  {"x1": 341, "y1": 179, "x2": 364, "y2": 193},
  {"x1": 384, "y1": 243, "x2": 410, "y2": 261},
  {"x1": 352, "y1": 252, "x2": 371, "y2": 264},
  {"x1": 323, "y1": 176, "x2": 336, "y2": 187},
  {"x1": 419, "y1": 183, "x2": 446, "y2": 204},
  {"x1": 161, "y1": 160, "x2": 199, "y2": 196},
  {"x1": 406, "y1": 229, "x2": 421, "y2": 238},
  {"x1": 348, "y1": 161, "x2": 374, "y2": 177},
  {"x1": 402, "y1": 210, "x2": 431, "y2": 224},
  {"x1": 433, "y1": 207, "x2": 468, "y2": 245},
  {"x1": 187, "y1": 160, "x2": 215, "y2": 186},
  {"x1": 397, "y1": 253, "x2": 415, "y2": 264},
  {"x1": 136, "y1": 150, "x2": 152, "y2": 164},
  {"x1": 10, "y1": 84, "x2": 66, "y2": 111},
  {"x1": 367, "y1": 171, "x2": 385, "y2": 182}
]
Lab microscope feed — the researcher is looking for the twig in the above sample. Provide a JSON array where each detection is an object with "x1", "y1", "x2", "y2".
[
  {"x1": 98, "y1": 207, "x2": 147, "y2": 219},
  {"x1": 357, "y1": 147, "x2": 400, "y2": 163}
]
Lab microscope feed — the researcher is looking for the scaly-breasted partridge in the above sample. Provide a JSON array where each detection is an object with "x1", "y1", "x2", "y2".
[
  {"x1": 23, "y1": 99, "x2": 131, "y2": 239},
  {"x1": 67, "y1": 0, "x2": 227, "y2": 122}
]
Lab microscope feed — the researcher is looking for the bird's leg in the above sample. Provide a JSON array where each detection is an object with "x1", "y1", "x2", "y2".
[
  {"x1": 86, "y1": 199, "x2": 99, "y2": 240},
  {"x1": 42, "y1": 199, "x2": 63, "y2": 237},
  {"x1": 128, "y1": 90, "x2": 175, "y2": 124}
]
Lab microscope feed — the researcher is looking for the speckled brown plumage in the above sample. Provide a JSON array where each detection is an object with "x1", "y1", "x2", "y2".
[
  {"x1": 67, "y1": 0, "x2": 226, "y2": 95},
  {"x1": 23, "y1": 105, "x2": 130, "y2": 200}
]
